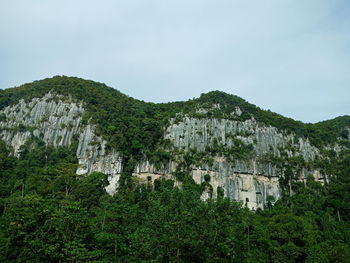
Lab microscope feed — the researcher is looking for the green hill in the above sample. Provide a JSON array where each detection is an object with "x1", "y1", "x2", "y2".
[
  {"x1": 0, "y1": 76, "x2": 349, "y2": 262},
  {"x1": 1, "y1": 76, "x2": 348, "y2": 158}
]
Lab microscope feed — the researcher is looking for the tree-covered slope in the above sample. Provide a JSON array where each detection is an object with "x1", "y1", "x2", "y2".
[
  {"x1": 0, "y1": 134, "x2": 349, "y2": 262},
  {"x1": 0, "y1": 76, "x2": 349, "y2": 262},
  {"x1": 1, "y1": 76, "x2": 349, "y2": 202}
]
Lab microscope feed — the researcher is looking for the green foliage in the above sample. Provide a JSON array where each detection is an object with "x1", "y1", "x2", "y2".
[
  {"x1": 0, "y1": 76, "x2": 350, "y2": 262},
  {"x1": 0, "y1": 139, "x2": 349, "y2": 262},
  {"x1": 204, "y1": 137, "x2": 254, "y2": 162},
  {"x1": 204, "y1": 173, "x2": 211, "y2": 182},
  {"x1": 0, "y1": 113, "x2": 7, "y2": 122}
]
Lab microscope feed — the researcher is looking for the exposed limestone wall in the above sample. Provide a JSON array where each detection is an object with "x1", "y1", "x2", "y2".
[
  {"x1": 134, "y1": 159, "x2": 281, "y2": 209},
  {"x1": 0, "y1": 94, "x2": 330, "y2": 208},
  {"x1": 0, "y1": 93, "x2": 83, "y2": 154},
  {"x1": 192, "y1": 170, "x2": 280, "y2": 210},
  {"x1": 165, "y1": 116, "x2": 319, "y2": 161},
  {"x1": 75, "y1": 124, "x2": 123, "y2": 194},
  {"x1": 132, "y1": 115, "x2": 326, "y2": 209},
  {"x1": 0, "y1": 93, "x2": 122, "y2": 194}
]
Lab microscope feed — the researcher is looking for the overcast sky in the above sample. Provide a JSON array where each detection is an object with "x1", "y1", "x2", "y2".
[{"x1": 0, "y1": 0, "x2": 349, "y2": 123}]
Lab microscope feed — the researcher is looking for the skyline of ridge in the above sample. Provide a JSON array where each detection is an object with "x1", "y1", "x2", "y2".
[
  {"x1": 1, "y1": 75, "x2": 348, "y2": 125},
  {"x1": 1, "y1": 1, "x2": 349, "y2": 123}
]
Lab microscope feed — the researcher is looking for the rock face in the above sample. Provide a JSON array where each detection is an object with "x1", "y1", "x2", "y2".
[
  {"x1": 165, "y1": 116, "x2": 319, "y2": 161},
  {"x1": 75, "y1": 124, "x2": 123, "y2": 194},
  {"x1": 174, "y1": 117, "x2": 325, "y2": 207},
  {"x1": 0, "y1": 93, "x2": 123, "y2": 194},
  {"x1": 0, "y1": 93, "x2": 330, "y2": 208},
  {"x1": 132, "y1": 116, "x2": 325, "y2": 209},
  {"x1": 0, "y1": 93, "x2": 83, "y2": 154}
]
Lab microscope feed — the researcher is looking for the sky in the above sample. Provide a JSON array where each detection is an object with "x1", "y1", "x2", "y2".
[{"x1": 0, "y1": 0, "x2": 349, "y2": 123}]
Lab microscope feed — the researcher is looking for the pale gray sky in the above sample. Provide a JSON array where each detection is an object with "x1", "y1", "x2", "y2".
[{"x1": 0, "y1": 0, "x2": 349, "y2": 123}]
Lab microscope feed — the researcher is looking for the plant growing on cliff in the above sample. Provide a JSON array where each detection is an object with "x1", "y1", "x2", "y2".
[{"x1": 0, "y1": 138, "x2": 349, "y2": 262}]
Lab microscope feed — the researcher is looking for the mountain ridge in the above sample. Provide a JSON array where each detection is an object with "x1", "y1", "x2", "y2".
[
  {"x1": 0, "y1": 75, "x2": 349, "y2": 209},
  {"x1": 0, "y1": 76, "x2": 350, "y2": 261},
  {"x1": 2, "y1": 75, "x2": 349, "y2": 123},
  {"x1": 1, "y1": 76, "x2": 349, "y2": 149}
]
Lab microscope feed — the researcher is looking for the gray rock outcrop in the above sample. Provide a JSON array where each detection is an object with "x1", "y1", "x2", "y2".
[
  {"x1": 0, "y1": 94, "x2": 331, "y2": 208},
  {"x1": 0, "y1": 93, "x2": 123, "y2": 194}
]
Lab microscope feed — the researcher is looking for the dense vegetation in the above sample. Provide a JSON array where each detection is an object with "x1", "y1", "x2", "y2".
[
  {"x1": 0, "y1": 140, "x2": 349, "y2": 262},
  {"x1": 1, "y1": 76, "x2": 350, "y2": 262}
]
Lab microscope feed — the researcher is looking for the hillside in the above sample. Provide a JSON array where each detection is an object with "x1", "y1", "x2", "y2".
[
  {"x1": 0, "y1": 76, "x2": 349, "y2": 262},
  {"x1": 2, "y1": 77, "x2": 349, "y2": 148},
  {"x1": 1, "y1": 76, "x2": 349, "y2": 207}
]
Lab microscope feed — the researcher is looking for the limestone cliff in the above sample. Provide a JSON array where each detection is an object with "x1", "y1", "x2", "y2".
[
  {"x1": 0, "y1": 80, "x2": 348, "y2": 209},
  {"x1": 133, "y1": 114, "x2": 327, "y2": 209},
  {"x1": 0, "y1": 93, "x2": 123, "y2": 194}
]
